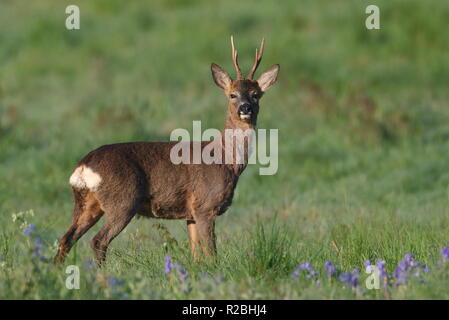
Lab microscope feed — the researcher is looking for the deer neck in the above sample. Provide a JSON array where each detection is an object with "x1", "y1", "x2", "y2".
[{"x1": 219, "y1": 107, "x2": 256, "y2": 176}]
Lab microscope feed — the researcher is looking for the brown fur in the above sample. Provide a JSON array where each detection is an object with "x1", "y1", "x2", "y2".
[{"x1": 55, "y1": 38, "x2": 279, "y2": 265}]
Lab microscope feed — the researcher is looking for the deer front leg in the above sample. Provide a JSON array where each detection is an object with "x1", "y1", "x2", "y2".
[
  {"x1": 192, "y1": 214, "x2": 217, "y2": 258},
  {"x1": 187, "y1": 220, "x2": 200, "y2": 260}
]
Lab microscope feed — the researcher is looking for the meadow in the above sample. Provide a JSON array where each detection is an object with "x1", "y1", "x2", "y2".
[{"x1": 1, "y1": 0, "x2": 449, "y2": 299}]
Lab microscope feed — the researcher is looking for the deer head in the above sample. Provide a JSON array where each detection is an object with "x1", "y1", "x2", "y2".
[{"x1": 211, "y1": 36, "x2": 280, "y2": 126}]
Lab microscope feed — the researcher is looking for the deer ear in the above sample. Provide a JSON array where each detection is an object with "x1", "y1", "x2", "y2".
[
  {"x1": 211, "y1": 63, "x2": 232, "y2": 90},
  {"x1": 256, "y1": 64, "x2": 280, "y2": 92}
]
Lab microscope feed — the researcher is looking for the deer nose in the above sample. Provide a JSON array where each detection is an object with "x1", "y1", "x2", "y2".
[{"x1": 238, "y1": 103, "x2": 252, "y2": 115}]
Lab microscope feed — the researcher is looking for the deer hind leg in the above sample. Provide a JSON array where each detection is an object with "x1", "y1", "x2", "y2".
[
  {"x1": 55, "y1": 190, "x2": 104, "y2": 264},
  {"x1": 191, "y1": 214, "x2": 217, "y2": 258},
  {"x1": 90, "y1": 200, "x2": 139, "y2": 266}
]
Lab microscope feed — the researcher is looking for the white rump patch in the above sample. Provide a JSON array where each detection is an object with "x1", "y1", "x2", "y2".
[{"x1": 69, "y1": 165, "x2": 102, "y2": 191}]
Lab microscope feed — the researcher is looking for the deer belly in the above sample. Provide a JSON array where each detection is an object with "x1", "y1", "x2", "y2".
[{"x1": 137, "y1": 199, "x2": 193, "y2": 220}]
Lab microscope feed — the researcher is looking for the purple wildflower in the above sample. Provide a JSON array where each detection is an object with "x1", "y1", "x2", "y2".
[
  {"x1": 176, "y1": 265, "x2": 188, "y2": 283},
  {"x1": 164, "y1": 256, "x2": 189, "y2": 290},
  {"x1": 364, "y1": 259, "x2": 377, "y2": 274},
  {"x1": 439, "y1": 247, "x2": 449, "y2": 264},
  {"x1": 393, "y1": 254, "x2": 427, "y2": 285},
  {"x1": 393, "y1": 266, "x2": 408, "y2": 285},
  {"x1": 32, "y1": 237, "x2": 45, "y2": 260},
  {"x1": 376, "y1": 259, "x2": 387, "y2": 277},
  {"x1": 374, "y1": 259, "x2": 388, "y2": 289},
  {"x1": 170, "y1": 262, "x2": 189, "y2": 292},
  {"x1": 107, "y1": 276, "x2": 124, "y2": 287},
  {"x1": 393, "y1": 256, "x2": 410, "y2": 285},
  {"x1": 339, "y1": 268, "x2": 359, "y2": 288},
  {"x1": 23, "y1": 224, "x2": 36, "y2": 237},
  {"x1": 291, "y1": 261, "x2": 318, "y2": 280},
  {"x1": 324, "y1": 261, "x2": 336, "y2": 277},
  {"x1": 404, "y1": 254, "x2": 414, "y2": 264},
  {"x1": 298, "y1": 262, "x2": 313, "y2": 271},
  {"x1": 375, "y1": 259, "x2": 388, "y2": 288},
  {"x1": 164, "y1": 255, "x2": 173, "y2": 275},
  {"x1": 108, "y1": 277, "x2": 118, "y2": 287},
  {"x1": 107, "y1": 276, "x2": 126, "y2": 298},
  {"x1": 291, "y1": 269, "x2": 300, "y2": 279}
]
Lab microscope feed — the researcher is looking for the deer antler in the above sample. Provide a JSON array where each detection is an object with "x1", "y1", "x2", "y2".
[
  {"x1": 231, "y1": 36, "x2": 243, "y2": 80},
  {"x1": 247, "y1": 38, "x2": 265, "y2": 80}
]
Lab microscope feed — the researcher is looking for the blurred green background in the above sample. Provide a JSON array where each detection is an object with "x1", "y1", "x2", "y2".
[{"x1": 1, "y1": 0, "x2": 449, "y2": 299}]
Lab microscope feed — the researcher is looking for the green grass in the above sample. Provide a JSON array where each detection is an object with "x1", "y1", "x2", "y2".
[{"x1": 1, "y1": 0, "x2": 449, "y2": 299}]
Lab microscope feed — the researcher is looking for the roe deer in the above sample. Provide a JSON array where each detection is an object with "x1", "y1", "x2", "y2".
[{"x1": 55, "y1": 36, "x2": 279, "y2": 265}]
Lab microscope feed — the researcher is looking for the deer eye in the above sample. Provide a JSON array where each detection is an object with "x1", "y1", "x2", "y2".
[
  {"x1": 252, "y1": 93, "x2": 259, "y2": 100},
  {"x1": 229, "y1": 94, "x2": 237, "y2": 99}
]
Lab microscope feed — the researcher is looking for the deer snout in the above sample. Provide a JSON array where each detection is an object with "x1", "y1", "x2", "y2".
[{"x1": 238, "y1": 103, "x2": 253, "y2": 120}]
